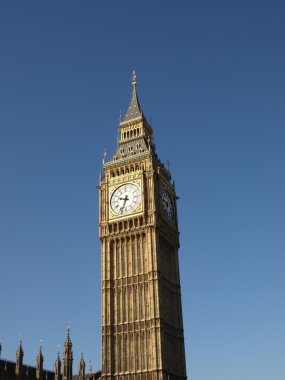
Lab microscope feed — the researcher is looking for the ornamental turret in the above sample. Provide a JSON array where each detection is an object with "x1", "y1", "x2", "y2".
[
  {"x1": 62, "y1": 326, "x2": 73, "y2": 380},
  {"x1": 78, "y1": 353, "x2": 85, "y2": 380},
  {"x1": 36, "y1": 343, "x2": 44, "y2": 380},
  {"x1": 15, "y1": 338, "x2": 24, "y2": 377},
  {"x1": 54, "y1": 350, "x2": 61, "y2": 380}
]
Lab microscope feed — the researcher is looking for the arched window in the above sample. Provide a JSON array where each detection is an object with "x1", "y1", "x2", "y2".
[
  {"x1": 124, "y1": 336, "x2": 128, "y2": 371},
  {"x1": 119, "y1": 337, "x2": 122, "y2": 372},
  {"x1": 116, "y1": 244, "x2": 120, "y2": 278},
  {"x1": 121, "y1": 241, "x2": 125, "y2": 277},
  {"x1": 135, "y1": 335, "x2": 140, "y2": 370},
  {"x1": 142, "y1": 333, "x2": 146, "y2": 369}
]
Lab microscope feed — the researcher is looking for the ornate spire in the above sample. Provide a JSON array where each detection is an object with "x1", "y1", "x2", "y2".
[
  {"x1": 54, "y1": 348, "x2": 61, "y2": 380},
  {"x1": 62, "y1": 324, "x2": 73, "y2": 380},
  {"x1": 123, "y1": 70, "x2": 144, "y2": 122},
  {"x1": 108, "y1": 71, "x2": 154, "y2": 163},
  {"x1": 64, "y1": 323, "x2": 72, "y2": 351},
  {"x1": 78, "y1": 353, "x2": 85, "y2": 380},
  {"x1": 36, "y1": 341, "x2": 44, "y2": 380},
  {"x1": 15, "y1": 337, "x2": 24, "y2": 377}
]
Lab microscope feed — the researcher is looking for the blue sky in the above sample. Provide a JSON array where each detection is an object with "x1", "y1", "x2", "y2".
[{"x1": 0, "y1": 1, "x2": 284, "y2": 379}]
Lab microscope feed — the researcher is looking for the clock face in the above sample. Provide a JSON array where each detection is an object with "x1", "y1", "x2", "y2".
[
  {"x1": 110, "y1": 183, "x2": 141, "y2": 215},
  {"x1": 161, "y1": 188, "x2": 174, "y2": 221}
]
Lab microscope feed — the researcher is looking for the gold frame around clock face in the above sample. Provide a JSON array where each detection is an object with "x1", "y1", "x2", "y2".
[{"x1": 110, "y1": 182, "x2": 142, "y2": 217}]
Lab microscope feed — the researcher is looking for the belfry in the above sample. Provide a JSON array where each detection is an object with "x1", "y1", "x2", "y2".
[{"x1": 99, "y1": 72, "x2": 187, "y2": 380}]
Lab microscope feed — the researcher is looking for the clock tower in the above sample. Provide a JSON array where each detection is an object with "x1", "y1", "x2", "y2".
[{"x1": 99, "y1": 72, "x2": 187, "y2": 380}]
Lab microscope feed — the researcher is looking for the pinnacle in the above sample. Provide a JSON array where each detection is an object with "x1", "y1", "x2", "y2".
[{"x1": 123, "y1": 70, "x2": 144, "y2": 122}]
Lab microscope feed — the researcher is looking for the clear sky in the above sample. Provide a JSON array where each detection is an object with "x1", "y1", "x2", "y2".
[{"x1": 0, "y1": 1, "x2": 284, "y2": 379}]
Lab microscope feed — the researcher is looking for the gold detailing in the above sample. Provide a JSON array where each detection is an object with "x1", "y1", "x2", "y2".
[{"x1": 108, "y1": 179, "x2": 143, "y2": 220}]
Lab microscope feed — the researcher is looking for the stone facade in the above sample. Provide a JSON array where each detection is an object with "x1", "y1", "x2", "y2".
[{"x1": 99, "y1": 72, "x2": 187, "y2": 380}]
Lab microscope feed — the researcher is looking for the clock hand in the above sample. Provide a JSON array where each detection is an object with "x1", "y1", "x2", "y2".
[{"x1": 120, "y1": 195, "x2": 129, "y2": 213}]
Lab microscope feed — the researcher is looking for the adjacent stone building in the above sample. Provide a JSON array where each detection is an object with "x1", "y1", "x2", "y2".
[{"x1": 0, "y1": 330, "x2": 101, "y2": 380}]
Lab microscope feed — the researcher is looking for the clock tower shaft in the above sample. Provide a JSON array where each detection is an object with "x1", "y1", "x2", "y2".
[{"x1": 99, "y1": 73, "x2": 187, "y2": 380}]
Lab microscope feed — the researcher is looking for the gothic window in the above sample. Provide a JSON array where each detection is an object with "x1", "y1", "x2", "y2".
[
  {"x1": 146, "y1": 284, "x2": 149, "y2": 318},
  {"x1": 118, "y1": 289, "x2": 121, "y2": 323},
  {"x1": 119, "y1": 337, "x2": 122, "y2": 372},
  {"x1": 123, "y1": 289, "x2": 127, "y2": 322},
  {"x1": 130, "y1": 335, "x2": 134, "y2": 371},
  {"x1": 127, "y1": 239, "x2": 131, "y2": 275},
  {"x1": 137, "y1": 238, "x2": 142, "y2": 273},
  {"x1": 135, "y1": 286, "x2": 138, "y2": 320},
  {"x1": 147, "y1": 332, "x2": 151, "y2": 368},
  {"x1": 116, "y1": 244, "x2": 120, "y2": 278},
  {"x1": 107, "y1": 338, "x2": 110, "y2": 370},
  {"x1": 132, "y1": 238, "x2": 136, "y2": 275},
  {"x1": 141, "y1": 285, "x2": 145, "y2": 319},
  {"x1": 121, "y1": 242, "x2": 125, "y2": 277},
  {"x1": 141, "y1": 333, "x2": 146, "y2": 370},
  {"x1": 124, "y1": 337, "x2": 127, "y2": 371},
  {"x1": 135, "y1": 335, "x2": 140, "y2": 370},
  {"x1": 129, "y1": 287, "x2": 133, "y2": 320}
]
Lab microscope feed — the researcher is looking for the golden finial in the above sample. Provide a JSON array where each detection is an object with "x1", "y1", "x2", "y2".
[{"x1": 132, "y1": 70, "x2": 137, "y2": 87}]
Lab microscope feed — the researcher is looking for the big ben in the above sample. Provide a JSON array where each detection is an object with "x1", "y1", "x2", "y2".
[{"x1": 99, "y1": 72, "x2": 187, "y2": 380}]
